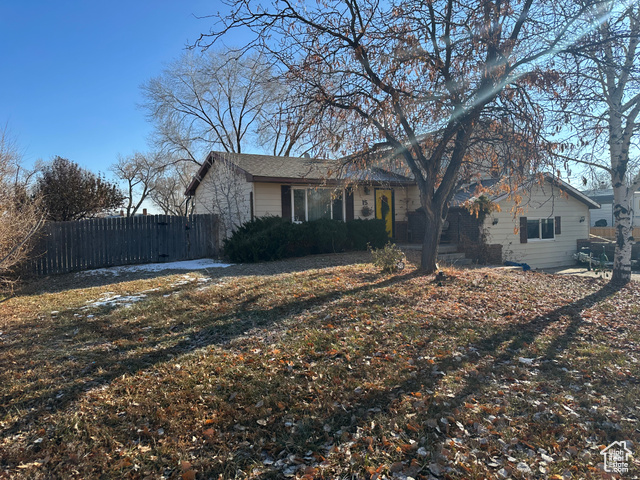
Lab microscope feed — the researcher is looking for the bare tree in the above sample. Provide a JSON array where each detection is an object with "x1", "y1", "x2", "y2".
[
  {"x1": 0, "y1": 127, "x2": 43, "y2": 286},
  {"x1": 554, "y1": 2, "x2": 640, "y2": 285},
  {"x1": 255, "y1": 83, "x2": 322, "y2": 157},
  {"x1": 199, "y1": 0, "x2": 596, "y2": 272},
  {"x1": 111, "y1": 151, "x2": 166, "y2": 216},
  {"x1": 142, "y1": 50, "x2": 269, "y2": 162},
  {"x1": 150, "y1": 162, "x2": 197, "y2": 216},
  {"x1": 141, "y1": 48, "x2": 320, "y2": 162},
  {"x1": 583, "y1": 170, "x2": 613, "y2": 191}
]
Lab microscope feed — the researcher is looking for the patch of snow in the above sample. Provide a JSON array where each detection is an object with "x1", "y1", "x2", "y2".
[
  {"x1": 87, "y1": 293, "x2": 147, "y2": 309},
  {"x1": 140, "y1": 287, "x2": 161, "y2": 293},
  {"x1": 76, "y1": 259, "x2": 232, "y2": 277},
  {"x1": 518, "y1": 357, "x2": 536, "y2": 365},
  {"x1": 169, "y1": 274, "x2": 196, "y2": 287}
]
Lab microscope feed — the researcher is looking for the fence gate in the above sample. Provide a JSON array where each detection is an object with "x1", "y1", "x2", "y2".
[{"x1": 29, "y1": 214, "x2": 219, "y2": 276}]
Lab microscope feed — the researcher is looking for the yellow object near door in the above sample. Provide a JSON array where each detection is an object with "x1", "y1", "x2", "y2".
[{"x1": 375, "y1": 189, "x2": 394, "y2": 238}]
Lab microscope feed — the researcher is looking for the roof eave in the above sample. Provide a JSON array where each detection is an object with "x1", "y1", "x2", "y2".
[
  {"x1": 251, "y1": 175, "x2": 415, "y2": 186},
  {"x1": 543, "y1": 174, "x2": 601, "y2": 209},
  {"x1": 185, "y1": 152, "x2": 255, "y2": 196},
  {"x1": 184, "y1": 152, "x2": 215, "y2": 197}
]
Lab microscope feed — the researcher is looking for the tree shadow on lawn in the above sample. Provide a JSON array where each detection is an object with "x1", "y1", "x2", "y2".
[
  {"x1": 191, "y1": 281, "x2": 626, "y2": 478},
  {"x1": 0, "y1": 267, "x2": 414, "y2": 439}
]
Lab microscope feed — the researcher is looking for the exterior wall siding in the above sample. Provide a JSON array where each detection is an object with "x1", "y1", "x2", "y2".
[
  {"x1": 444, "y1": 208, "x2": 482, "y2": 244},
  {"x1": 352, "y1": 185, "x2": 417, "y2": 222},
  {"x1": 484, "y1": 182, "x2": 591, "y2": 269},
  {"x1": 405, "y1": 185, "x2": 422, "y2": 213},
  {"x1": 253, "y1": 183, "x2": 283, "y2": 218},
  {"x1": 590, "y1": 203, "x2": 613, "y2": 227},
  {"x1": 395, "y1": 186, "x2": 420, "y2": 222},
  {"x1": 192, "y1": 163, "x2": 253, "y2": 237}
]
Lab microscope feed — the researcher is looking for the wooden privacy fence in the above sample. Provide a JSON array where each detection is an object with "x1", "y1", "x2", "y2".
[
  {"x1": 29, "y1": 214, "x2": 219, "y2": 276},
  {"x1": 590, "y1": 226, "x2": 640, "y2": 240}
]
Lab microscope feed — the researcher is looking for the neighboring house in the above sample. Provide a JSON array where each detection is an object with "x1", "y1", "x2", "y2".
[
  {"x1": 184, "y1": 151, "x2": 419, "y2": 239},
  {"x1": 582, "y1": 188, "x2": 640, "y2": 227},
  {"x1": 186, "y1": 151, "x2": 598, "y2": 269}
]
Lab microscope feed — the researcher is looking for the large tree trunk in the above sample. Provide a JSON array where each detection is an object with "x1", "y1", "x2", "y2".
[
  {"x1": 420, "y1": 208, "x2": 443, "y2": 273},
  {"x1": 610, "y1": 186, "x2": 633, "y2": 285},
  {"x1": 607, "y1": 101, "x2": 635, "y2": 286}
]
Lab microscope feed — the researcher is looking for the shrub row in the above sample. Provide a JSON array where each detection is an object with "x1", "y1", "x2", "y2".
[{"x1": 223, "y1": 216, "x2": 389, "y2": 263}]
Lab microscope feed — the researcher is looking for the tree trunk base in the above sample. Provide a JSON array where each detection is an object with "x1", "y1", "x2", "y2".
[
  {"x1": 610, "y1": 270, "x2": 631, "y2": 286},
  {"x1": 420, "y1": 222, "x2": 441, "y2": 274}
]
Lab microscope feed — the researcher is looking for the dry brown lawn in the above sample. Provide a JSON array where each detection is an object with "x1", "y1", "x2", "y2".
[{"x1": 1, "y1": 253, "x2": 639, "y2": 479}]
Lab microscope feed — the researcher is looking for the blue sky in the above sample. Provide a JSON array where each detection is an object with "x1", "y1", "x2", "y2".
[
  {"x1": 1, "y1": 1, "x2": 593, "y2": 190},
  {"x1": 0, "y1": 1, "x2": 223, "y2": 175}
]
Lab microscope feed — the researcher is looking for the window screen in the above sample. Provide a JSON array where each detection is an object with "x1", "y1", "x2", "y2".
[
  {"x1": 293, "y1": 189, "x2": 306, "y2": 222},
  {"x1": 527, "y1": 219, "x2": 540, "y2": 239},
  {"x1": 541, "y1": 218, "x2": 555, "y2": 239}
]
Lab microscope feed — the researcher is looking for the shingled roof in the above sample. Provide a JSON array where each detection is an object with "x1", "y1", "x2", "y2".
[
  {"x1": 449, "y1": 175, "x2": 600, "y2": 209},
  {"x1": 185, "y1": 151, "x2": 414, "y2": 196}
]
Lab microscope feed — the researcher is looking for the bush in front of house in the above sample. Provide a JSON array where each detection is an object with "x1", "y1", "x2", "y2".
[
  {"x1": 299, "y1": 218, "x2": 349, "y2": 255},
  {"x1": 223, "y1": 217, "x2": 389, "y2": 262},
  {"x1": 222, "y1": 216, "x2": 294, "y2": 263},
  {"x1": 346, "y1": 218, "x2": 388, "y2": 250}
]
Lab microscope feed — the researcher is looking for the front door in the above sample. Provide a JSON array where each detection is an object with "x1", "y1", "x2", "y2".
[{"x1": 375, "y1": 189, "x2": 394, "y2": 238}]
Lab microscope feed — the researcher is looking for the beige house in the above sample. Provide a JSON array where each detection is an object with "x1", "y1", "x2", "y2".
[
  {"x1": 185, "y1": 151, "x2": 419, "y2": 239},
  {"x1": 186, "y1": 152, "x2": 599, "y2": 269}
]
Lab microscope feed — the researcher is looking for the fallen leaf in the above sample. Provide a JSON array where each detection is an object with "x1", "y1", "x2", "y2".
[{"x1": 182, "y1": 470, "x2": 196, "y2": 480}]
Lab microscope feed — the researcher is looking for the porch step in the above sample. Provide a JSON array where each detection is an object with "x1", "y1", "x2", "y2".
[
  {"x1": 401, "y1": 243, "x2": 459, "y2": 253},
  {"x1": 436, "y1": 244, "x2": 458, "y2": 254},
  {"x1": 399, "y1": 244, "x2": 473, "y2": 266},
  {"x1": 437, "y1": 252, "x2": 473, "y2": 266}
]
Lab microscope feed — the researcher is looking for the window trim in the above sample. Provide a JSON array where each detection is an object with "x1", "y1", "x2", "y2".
[{"x1": 291, "y1": 187, "x2": 346, "y2": 223}]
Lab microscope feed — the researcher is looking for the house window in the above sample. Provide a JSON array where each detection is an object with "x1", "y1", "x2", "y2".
[
  {"x1": 527, "y1": 218, "x2": 555, "y2": 240},
  {"x1": 292, "y1": 188, "x2": 344, "y2": 222}
]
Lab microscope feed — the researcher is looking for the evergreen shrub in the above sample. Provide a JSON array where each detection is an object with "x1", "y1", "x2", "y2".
[{"x1": 224, "y1": 217, "x2": 388, "y2": 262}]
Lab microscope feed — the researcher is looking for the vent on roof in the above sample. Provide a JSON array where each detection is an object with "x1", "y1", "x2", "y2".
[{"x1": 302, "y1": 152, "x2": 311, "y2": 158}]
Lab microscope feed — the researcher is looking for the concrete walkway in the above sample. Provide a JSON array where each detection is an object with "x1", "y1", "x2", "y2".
[
  {"x1": 398, "y1": 244, "x2": 640, "y2": 281},
  {"x1": 544, "y1": 266, "x2": 640, "y2": 282}
]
